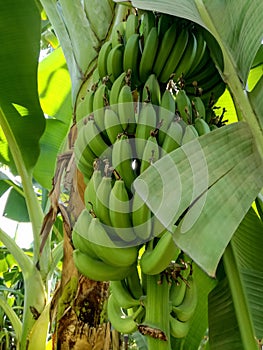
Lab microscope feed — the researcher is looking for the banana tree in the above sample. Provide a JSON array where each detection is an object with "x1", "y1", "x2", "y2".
[{"x1": 0, "y1": 0, "x2": 263, "y2": 350}]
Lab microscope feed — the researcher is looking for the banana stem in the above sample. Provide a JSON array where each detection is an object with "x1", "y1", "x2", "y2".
[{"x1": 144, "y1": 274, "x2": 171, "y2": 350}]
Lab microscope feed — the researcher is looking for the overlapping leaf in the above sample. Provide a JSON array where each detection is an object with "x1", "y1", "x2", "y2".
[{"x1": 133, "y1": 122, "x2": 263, "y2": 275}]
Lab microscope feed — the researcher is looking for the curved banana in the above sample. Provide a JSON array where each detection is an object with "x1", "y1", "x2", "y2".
[
  {"x1": 125, "y1": 13, "x2": 139, "y2": 41},
  {"x1": 76, "y1": 88, "x2": 95, "y2": 123},
  {"x1": 169, "y1": 264, "x2": 191, "y2": 307},
  {"x1": 118, "y1": 84, "x2": 136, "y2": 134},
  {"x1": 112, "y1": 134, "x2": 136, "y2": 191},
  {"x1": 109, "y1": 71, "x2": 127, "y2": 112},
  {"x1": 111, "y1": 21, "x2": 126, "y2": 47},
  {"x1": 123, "y1": 33, "x2": 141, "y2": 85},
  {"x1": 107, "y1": 294, "x2": 138, "y2": 333},
  {"x1": 83, "y1": 118, "x2": 111, "y2": 160},
  {"x1": 161, "y1": 118, "x2": 183, "y2": 156},
  {"x1": 157, "y1": 88, "x2": 176, "y2": 146},
  {"x1": 125, "y1": 263, "x2": 143, "y2": 300},
  {"x1": 181, "y1": 124, "x2": 199, "y2": 145},
  {"x1": 157, "y1": 13, "x2": 175, "y2": 37},
  {"x1": 132, "y1": 190, "x2": 153, "y2": 242},
  {"x1": 110, "y1": 280, "x2": 140, "y2": 309},
  {"x1": 97, "y1": 40, "x2": 112, "y2": 79},
  {"x1": 191, "y1": 96, "x2": 206, "y2": 120},
  {"x1": 73, "y1": 249, "x2": 134, "y2": 281},
  {"x1": 140, "y1": 134, "x2": 159, "y2": 174},
  {"x1": 140, "y1": 230, "x2": 181, "y2": 275},
  {"x1": 153, "y1": 22, "x2": 177, "y2": 78},
  {"x1": 135, "y1": 102, "x2": 157, "y2": 159},
  {"x1": 104, "y1": 107, "x2": 124, "y2": 144},
  {"x1": 140, "y1": 10, "x2": 156, "y2": 42},
  {"x1": 71, "y1": 209, "x2": 95, "y2": 256},
  {"x1": 86, "y1": 217, "x2": 138, "y2": 267},
  {"x1": 142, "y1": 73, "x2": 161, "y2": 106},
  {"x1": 159, "y1": 29, "x2": 189, "y2": 83},
  {"x1": 169, "y1": 314, "x2": 190, "y2": 338},
  {"x1": 173, "y1": 30, "x2": 197, "y2": 81},
  {"x1": 172, "y1": 275, "x2": 198, "y2": 322},
  {"x1": 186, "y1": 29, "x2": 206, "y2": 77},
  {"x1": 107, "y1": 43, "x2": 124, "y2": 83},
  {"x1": 84, "y1": 165, "x2": 102, "y2": 211},
  {"x1": 194, "y1": 118, "x2": 211, "y2": 136},
  {"x1": 74, "y1": 126, "x2": 96, "y2": 180},
  {"x1": 139, "y1": 26, "x2": 159, "y2": 83},
  {"x1": 95, "y1": 175, "x2": 112, "y2": 226},
  {"x1": 109, "y1": 179, "x2": 137, "y2": 242},
  {"x1": 92, "y1": 83, "x2": 110, "y2": 132},
  {"x1": 176, "y1": 89, "x2": 193, "y2": 124}
]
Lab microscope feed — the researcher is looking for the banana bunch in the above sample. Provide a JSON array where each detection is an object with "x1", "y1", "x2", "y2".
[{"x1": 72, "y1": 9, "x2": 228, "y2": 343}]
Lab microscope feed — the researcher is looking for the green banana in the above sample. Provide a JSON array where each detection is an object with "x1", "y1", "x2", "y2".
[
  {"x1": 176, "y1": 89, "x2": 193, "y2": 124},
  {"x1": 194, "y1": 117, "x2": 211, "y2": 136},
  {"x1": 76, "y1": 88, "x2": 95, "y2": 123},
  {"x1": 157, "y1": 13, "x2": 175, "y2": 37},
  {"x1": 185, "y1": 46, "x2": 211, "y2": 80},
  {"x1": 109, "y1": 71, "x2": 127, "y2": 112},
  {"x1": 84, "y1": 163, "x2": 102, "y2": 211},
  {"x1": 72, "y1": 229, "x2": 98, "y2": 259},
  {"x1": 159, "y1": 29, "x2": 189, "y2": 83},
  {"x1": 132, "y1": 190, "x2": 153, "y2": 243},
  {"x1": 142, "y1": 73, "x2": 161, "y2": 106},
  {"x1": 71, "y1": 209, "x2": 94, "y2": 256},
  {"x1": 153, "y1": 22, "x2": 177, "y2": 78},
  {"x1": 107, "y1": 43, "x2": 124, "y2": 83},
  {"x1": 157, "y1": 88, "x2": 177, "y2": 146},
  {"x1": 97, "y1": 40, "x2": 112, "y2": 79},
  {"x1": 125, "y1": 264, "x2": 143, "y2": 300},
  {"x1": 169, "y1": 263, "x2": 191, "y2": 307},
  {"x1": 140, "y1": 230, "x2": 181, "y2": 275},
  {"x1": 92, "y1": 83, "x2": 109, "y2": 132},
  {"x1": 109, "y1": 179, "x2": 137, "y2": 242},
  {"x1": 110, "y1": 279, "x2": 140, "y2": 309},
  {"x1": 139, "y1": 26, "x2": 159, "y2": 83},
  {"x1": 86, "y1": 217, "x2": 138, "y2": 267},
  {"x1": 95, "y1": 175, "x2": 112, "y2": 226},
  {"x1": 140, "y1": 134, "x2": 159, "y2": 174},
  {"x1": 112, "y1": 134, "x2": 136, "y2": 191},
  {"x1": 191, "y1": 96, "x2": 206, "y2": 120},
  {"x1": 140, "y1": 10, "x2": 156, "y2": 42},
  {"x1": 161, "y1": 118, "x2": 183, "y2": 156},
  {"x1": 74, "y1": 126, "x2": 96, "y2": 180},
  {"x1": 125, "y1": 13, "x2": 139, "y2": 41},
  {"x1": 172, "y1": 275, "x2": 198, "y2": 322},
  {"x1": 169, "y1": 314, "x2": 190, "y2": 338},
  {"x1": 181, "y1": 124, "x2": 199, "y2": 145},
  {"x1": 73, "y1": 249, "x2": 134, "y2": 281},
  {"x1": 135, "y1": 102, "x2": 157, "y2": 159},
  {"x1": 173, "y1": 30, "x2": 197, "y2": 81},
  {"x1": 186, "y1": 29, "x2": 207, "y2": 77},
  {"x1": 107, "y1": 294, "x2": 138, "y2": 333},
  {"x1": 118, "y1": 84, "x2": 136, "y2": 134},
  {"x1": 104, "y1": 107, "x2": 124, "y2": 144},
  {"x1": 83, "y1": 118, "x2": 111, "y2": 160},
  {"x1": 123, "y1": 33, "x2": 141, "y2": 85},
  {"x1": 111, "y1": 21, "x2": 126, "y2": 47}
]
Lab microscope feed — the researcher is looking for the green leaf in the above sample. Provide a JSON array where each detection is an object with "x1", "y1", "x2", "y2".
[
  {"x1": 0, "y1": 171, "x2": 29, "y2": 222},
  {"x1": 248, "y1": 75, "x2": 263, "y2": 131},
  {"x1": 133, "y1": 122, "x2": 263, "y2": 276},
  {"x1": 0, "y1": 0, "x2": 45, "y2": 172},
  {"x1": 34, "y1": 47, "x2": 72, "y2": 189},
  {"x1": 208, "y1": 277, "x2": 243, "y2": 350}
]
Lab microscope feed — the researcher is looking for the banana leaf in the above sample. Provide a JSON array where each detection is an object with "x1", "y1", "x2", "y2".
[{"x1": 0, "y1": 0, "x2": 45, "y2": 173}]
